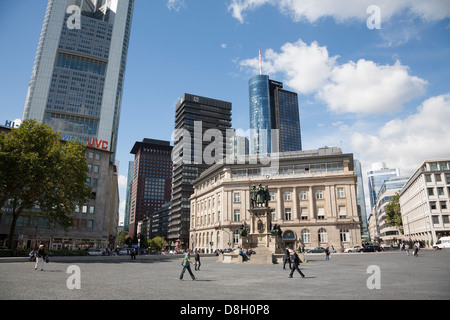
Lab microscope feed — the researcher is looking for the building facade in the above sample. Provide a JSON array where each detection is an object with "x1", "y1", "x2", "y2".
[
  {"x1": 129, "y1": 139, "x2": 173, "y2": 238},
  {"x1": 123, "y1": 160, "x2": 134, "y2": 231},
  {"x1": 371, "y1": 176, "x2": 408, "y2": 245},
  {"x1": 0, "y1": 143, "x2": 119, "y2": 250},
  {"x1": 400, "y1": 159, "x2": 450, "y2": 246},
  {"x1": 367, "y1": 162, "x2": 400, "y2": 209},
  {"x1": 169, "y1": 94, "x2": 232, "y2": 249},
  {"x1": 22, "y1": 0, "x2": 134, "y2": 161},
  {"x1": 354, "y1": 159, "x2": 368, "y2": 238},
  {"x1": 189, "y1": 148, "x2": 362, "y2": 253},
  {"x1": 249, "y1": 75, "x2": 302, "y2": 155}
]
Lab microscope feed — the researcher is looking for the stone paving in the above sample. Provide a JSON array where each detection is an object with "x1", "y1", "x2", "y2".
[{"x1": 0, "y1": 249, "x2": 449, "y2": 301}]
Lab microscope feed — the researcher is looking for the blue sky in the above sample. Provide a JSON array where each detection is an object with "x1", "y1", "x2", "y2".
[{"x1": 1, "y1": 0, "x2": 450, "y2": 224}]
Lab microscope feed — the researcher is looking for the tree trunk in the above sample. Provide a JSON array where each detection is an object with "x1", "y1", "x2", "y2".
[{"x1": 7, "y1": 200, "x2": 20, "y2": 249}]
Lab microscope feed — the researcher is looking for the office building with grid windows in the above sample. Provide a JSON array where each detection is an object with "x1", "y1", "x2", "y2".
[
  {"x1": 129, "y1": 139, "x2": 173, "y2": 239},
  {"x1": 22, "y1": 0, "x2": 134, "y2": 162}
]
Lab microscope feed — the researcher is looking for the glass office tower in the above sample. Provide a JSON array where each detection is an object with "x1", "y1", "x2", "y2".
[
  {"x1": 367, "y1": 162, "x2": 400, "y2": 209},
  {"x1": 22, "y1": 0, "x2": 134, "y2": 161},
  {"x1": 249, "y1": 75, "x2": 302, "y2": 154},
  {"x1": 249, "y1": 75, "x2": 272, "y2": 154}
]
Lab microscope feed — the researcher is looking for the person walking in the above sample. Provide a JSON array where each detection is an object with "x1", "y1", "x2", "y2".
[
  {"x1": 405, "y1": 243, "x2": 410, "y2": 256},
  {"x1": 289, "y1": 251, "x2": 305, "y2": 278},
  {"x1": 283, "y1": 246, "x2": 292, "y2": 270},
  {"x1": 414, "y1": 241, "x2": 420, "y2": 257},
  {"x1": 194, "y1": 249, "x2": 201, "y2": 271},
  {"x1": 34, "y1": 245, "x2": 47, "y2": 271},
  {"x1": 325, "y1": 247, "x2": 330, "y2": 261},
  {"x1": 180, "y1": 249, "x2": 197, "y2": 281}
]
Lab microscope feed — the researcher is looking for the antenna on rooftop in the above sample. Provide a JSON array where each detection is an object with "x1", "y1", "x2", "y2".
[{"x1": 259, "y1": 50, "x2": 262, "y2": 75}]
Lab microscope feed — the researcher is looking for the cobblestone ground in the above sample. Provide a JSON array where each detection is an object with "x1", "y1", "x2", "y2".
[{"x1": 1, "y1": 249, "x2": 449, "y2": 301}]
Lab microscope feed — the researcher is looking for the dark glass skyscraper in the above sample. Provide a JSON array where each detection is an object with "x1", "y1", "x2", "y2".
[
  {"x1": 169, "y1": 94, "x2": 232, "y2": 249},
  {"x1": 249, "y1": 75, "x2": 302, "y2": 154},
  {"x1": 129, "y1": 139, "x2": 173, "y2": 238}
]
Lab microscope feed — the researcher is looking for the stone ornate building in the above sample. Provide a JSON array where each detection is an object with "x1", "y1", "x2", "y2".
[{"x1": 189, "y1": 147, "x2": 362, "y2": 253}]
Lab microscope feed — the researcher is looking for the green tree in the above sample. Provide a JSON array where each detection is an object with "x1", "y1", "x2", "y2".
[
  {"x1": 117, "y1": 230, "x2": 129, "y2": 246},
  {"x1": 385, "y1": 192, "x2": 403, "y2": 234},
  {"x1": 0, "y1": 120, "x2": 92, "y2": 248},
  {"x1": 148, "y1": 236, "x2": 167, "y2": 251}
]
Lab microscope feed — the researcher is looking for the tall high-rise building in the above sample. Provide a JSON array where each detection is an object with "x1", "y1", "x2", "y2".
[
  {"x1": 123, "y1": 160, "x2": 134, "y2": 232},
  {"x1": 169, "y1": 94, "x2": 232, "y2": 249},
  {"x1": 249, "y1": 75, "x2": 301, "y2": 154},
  {"x1": 22, "y1": 0, "x2": 134, "y2": 162},
  {"x1": 354, "y1": 159, "x2": 368, "y2": 237},
  {"x1": 129, "y1": 139, "x2": 173, "y2": 238},
  {"x1": 367, "y1": 162, "x2": 400, "y2": 209}
]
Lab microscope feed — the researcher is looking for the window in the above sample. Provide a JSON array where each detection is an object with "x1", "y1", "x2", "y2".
[
  {"x1": 316, "y1": 190, "x2": 323, "y2": 200},
  {"x1": 234, "y1": 209, "x2": 240, "y2": 222},
  {"x1": 429, "y1": 162, "x2": 438, "y2": 171},
  {"x1": 432, "y1": 216, "x2": 439, "y2": 224},
  {"x1": 284, "y1": 191, "x2": 291, "y2": 201},
  {"x1": 271, "y1": 210, "x2": 276, "y2": 221},
  {"x1": 318, "y1": 228, "x2": 327, "y2": 243},
  {"x1": 285, "y1": 208, "x2": 292, "y2": 220},
  {"x1": 440, "y1": 201, "x2": 447, "y2": 210},
  {"x1": 233, "y1": 193, "x2": 240, "y2": 203},
  {"x1": 93, "y1": 165, "x2": 100, "y2": 173},
  {"x1": 430, "y1": 202, "x2": 437, "y2": 210},
  {"x1": 425, "y1": 174, "x2": 432, "y2": 183},
  {"x1": 337, "y1": 187, "x2": 345, "y2": 199},
  {"x1": 269, "y1": 192, "x2": 275, "y2": 202},
  {"x1": 428, "y1": 188, "x2": 434, "y2": 196},
  {"x1": 317, "y1": 207, "x2": 325, "y2": 220},
  {"x1": 87, "y1": 220, "x2": 94, "y2": 229},
  {"x1": 233, "y1": 230, "x2": 239, "y2": 245},
  {"x1": 301, "y1": 229, "x2": 311, "y2": 243},
  {"x1": 301, "y1": 207, "x2": 308, "y2": 220},
  {"x1": 87, "y1": 164, "x2": 92, "y2": 172},
  {"x1": 435, "y1": 174, "x2": 442, "y2": 182},
  {"x1": 438, "y1": 187, "x2": 444, "y2": 196},
  {"x1": 339, "y1": 206, "x2": 346, "y2": 218},
  {"x1": 340, "y1": 228, "x2": 350, "y2": 242},
  {"x1": 300, "y1": 190, "x2": 307, "y2": 200},
  {"x1": 82, "y1": 205, "x2": 88, "y2": 213},
  {"x1": 443, "y1": 215, "x2": 449, "y2": 224},
  {"x1": 89, "y1": 206, "x2": 95, "y2": 214}
]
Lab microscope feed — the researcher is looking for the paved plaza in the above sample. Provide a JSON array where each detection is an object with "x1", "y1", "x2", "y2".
[{"x1": 0, "y1": 250, "x2": 449, "y2": 301}]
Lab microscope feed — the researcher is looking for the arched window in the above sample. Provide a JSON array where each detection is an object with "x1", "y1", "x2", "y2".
[
  {"x1": 301, "y1": 229, "x2": 311, "y2": 243},
  {"x1": 318, "y1": 228, "x2": 328, "y2": 243}
]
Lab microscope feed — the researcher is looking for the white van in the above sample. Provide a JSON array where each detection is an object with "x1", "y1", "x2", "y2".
[{"x1": 433, "y1": 237, "x2": 450, "y2": 250}]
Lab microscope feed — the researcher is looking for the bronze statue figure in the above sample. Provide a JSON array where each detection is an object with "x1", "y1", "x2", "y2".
[{"x1": 250, "y1": 184, "x2": 271, "y2": 208}]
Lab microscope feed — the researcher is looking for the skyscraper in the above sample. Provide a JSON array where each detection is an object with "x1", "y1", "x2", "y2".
[
  {"x1": 123, "y1": 160, "x2": 134, "y2": 232},
  {"x1": 22, "y1": 0, "x2": 134, "y2": 161},
  {"x1": 249, "y1": 75, "x2": 302, "y2": 154},
  {"x1": 367, "y1": 162, "x2": 400, "y2": 209},
  {"x1": 169, "y1": 94, "x2": 232, "y2": 249},
  {"x1": 129, "y1": 139, "x2": 173, "y2": 238}
]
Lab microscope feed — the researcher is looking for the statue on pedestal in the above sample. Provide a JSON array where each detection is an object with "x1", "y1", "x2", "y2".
[
  {"x1": 271, "y1": 224, "x2": 282, "y2": 237},
  {"x1": 239, "y1": 222, "x2": 250, "y2": 237},
  {"x1": 250, "y1": 184, "x2": 271, "y2": 208}
]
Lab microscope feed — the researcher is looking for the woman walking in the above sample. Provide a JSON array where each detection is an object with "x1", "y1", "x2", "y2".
[{"x1": 35, "y1": 245, "x2": 47, "y2": 271}]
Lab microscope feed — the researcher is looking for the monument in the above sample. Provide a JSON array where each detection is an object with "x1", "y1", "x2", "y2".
[{"x1": 236, "y1": 185, "x2": 284, "y2": 264}]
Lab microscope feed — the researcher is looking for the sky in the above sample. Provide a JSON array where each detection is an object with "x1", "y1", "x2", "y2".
[{"x1": 1, "y1": 0, "x2": 450, "y2": 225}]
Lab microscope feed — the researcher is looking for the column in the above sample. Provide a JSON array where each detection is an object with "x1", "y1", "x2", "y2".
[
  {"x1": 293, "y1": 187, "x2": 299, "y2": 221},
  {"x1": 309, "y1": 186, "x2": 315, "y2": 220}
]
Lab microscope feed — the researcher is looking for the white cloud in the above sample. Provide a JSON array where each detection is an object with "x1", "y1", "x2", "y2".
[
  {"x1": 228, "y1": 0, "x2": 450, "y2": 24},
  {"x1": 221, "y1": 43, "x2": 228, "y2": 49},
  {"x1": 240, "y1": 39, "x2": 337, "y2": 95},
  {"x1": 238, "y1": 40, "x2": 427, "y2": 115},
  {"x1": 319, "y1": 59, "x2": 427, "y2": 114},
  {"x1": 351, "y1": 94, "x2": 450, "y2": 175},
  {"x1": 118, "y1": 175, "x2": 127, "y2": 189},
  {"x1": 167, "y1": 0, "x2": 186, "y2": 11}
]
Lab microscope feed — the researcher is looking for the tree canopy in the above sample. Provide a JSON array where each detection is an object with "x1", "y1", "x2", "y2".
[
  {"x1": 0, "y1": 120, "x2": 92, "y2": 248},
  {"x1": 385, "y1": 192, "x2": 403, "y2": 234}
]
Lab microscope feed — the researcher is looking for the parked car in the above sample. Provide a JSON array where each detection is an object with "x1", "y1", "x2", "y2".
[
  {"x1": 119, "y1": 248, "x2": 131, "y2": 255},
  {"x1": 307, "y1": 247, "x2": 326, "y2": 253},
  {"x1": 88, "y1": 249, "x2": 102, "y2": 256},
  {"x1": 362, "y1": 245, "x2": 382, "y2": 252},
  {"x1": 344, "y1": 246, "x2": 362, "y2": 253}
]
